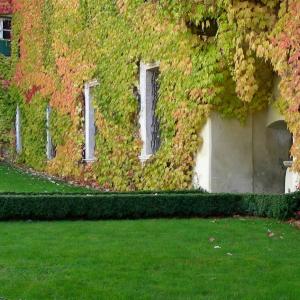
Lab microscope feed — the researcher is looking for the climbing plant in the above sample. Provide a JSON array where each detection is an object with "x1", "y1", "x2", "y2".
[{"x1": 0, "y1": 0, "x2": 299, "y2": 190}]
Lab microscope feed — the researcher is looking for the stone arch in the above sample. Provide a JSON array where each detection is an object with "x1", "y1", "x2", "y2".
[
  {"x1": 252, "y1": 116, "x2": 292, "y2": 194},
  {"x1": 193, "y1": 108, "x2": 293, "y2": 194}
]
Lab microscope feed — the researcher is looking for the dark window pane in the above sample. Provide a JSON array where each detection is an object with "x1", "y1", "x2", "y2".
[
  {"x1": 3, "y1": 30, "x2": 11, "y2": 40},
  {"x1": 150, "y1": 68, "x2": 160, "y2": 153},
  {"x1": 3, "y1": 20, "x2": 11, "y2": 30},
  {"x1": 0, "y1": 39, "x2": 11, "y2": 56}
]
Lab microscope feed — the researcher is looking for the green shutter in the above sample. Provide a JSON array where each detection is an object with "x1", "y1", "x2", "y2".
[{"x1": 0, "y1": 39, "x2": 11, "y2": 57}]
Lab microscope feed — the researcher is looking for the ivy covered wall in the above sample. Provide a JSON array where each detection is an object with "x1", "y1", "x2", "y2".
[
  {"x1": 0, "y1": 0, "x2": 12, "y2": 14},
  {"x1": 0, "y1": 0, "x2": 299, "y2": 191}
]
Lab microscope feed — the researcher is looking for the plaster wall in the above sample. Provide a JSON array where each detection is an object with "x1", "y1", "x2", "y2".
[
  {"x1": 193, "y1": 118, "x2": 211, "y2": 191},
  {"x1": 193, "y1": 108, "x2": 291, "y2": 194},
  {"x1": 210, "y1": 113, "x2": 253, "y2": 193},
  {"x1": 253, "y1": 76, "x2": 292, "y2": 193},
  {"x1": 194, "y1": 113, "x2": 253, "y2": 193},
  {"x1": 285, "y1": 169, "x2": 300, "y2": 193},
  {"x1": 252, "y1": 109, "x2": 291, "y2": 194}
]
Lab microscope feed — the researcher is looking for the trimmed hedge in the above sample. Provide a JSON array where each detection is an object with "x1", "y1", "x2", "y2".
[
  {"x1": 241, "y1": 193, "x2": 300, "y2": 219},
  {"x1": 0, "y1": 192, "x2": 299, "y2": 221},
  {"x1": 0, "y1": 189, "x2": 207, "y2": 195}
]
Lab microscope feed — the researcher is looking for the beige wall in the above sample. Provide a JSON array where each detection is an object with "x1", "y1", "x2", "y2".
[
  {"x1": 193, "y1": 108, "x2": 292, "y2": 194},
  {"x1": 194, "y1": 112, "x2": 253, "y2": 193},
  {"x1": 253, "y1": 110, "x2": 291, "y2": 194},
  {"x1": 210, "y1": 113, "x2": 253, "y2": 193},
  {"x1": 193, "y1": 119, "x2": 212, "y2": 191}
]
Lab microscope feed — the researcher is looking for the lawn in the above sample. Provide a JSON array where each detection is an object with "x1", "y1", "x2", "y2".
[
  {"x1": 0, "y1": 163, "x2": 299, "y2": 299},
  {"x1": 0, "y1": 218, "x2": 299, "y2": 300},
  {"x1": 0, "y1": 163, "x2": 92, "y2": 193}
]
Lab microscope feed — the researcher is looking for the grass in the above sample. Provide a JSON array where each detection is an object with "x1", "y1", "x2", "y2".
[
  {"x1": 0, "y1": 163, "x2": 92, "y2": 193},
  {"x1": 0, "y1": 218, "x2": 299, "y2": 299},
  {"x1": 0, "y1": 163, "x2": 299, "y2": 299}
]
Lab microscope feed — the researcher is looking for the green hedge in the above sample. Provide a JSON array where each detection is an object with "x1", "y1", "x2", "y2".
[
  {"x1": 0, "y1": 189, "x2": 207, "y2": 195},
  {"x1": 241, "y1": 193, "x2": 300, "y2": 219},
  {"x1": 0, "y1": 192, "x2": 299, "y2": 221}
]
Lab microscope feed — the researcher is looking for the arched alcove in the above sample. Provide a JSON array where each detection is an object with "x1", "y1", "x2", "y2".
[
  {"x1": 252, "y1": 113, "x2": 292, "y2": 194},
  {"x1": 193, "y1": 109, "x2": 293, "y2": 194}
]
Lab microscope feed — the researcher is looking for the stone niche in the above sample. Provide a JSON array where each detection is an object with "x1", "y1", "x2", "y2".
[{"x1": 193, "y1": 107, "x2": 293, "y2": 194}]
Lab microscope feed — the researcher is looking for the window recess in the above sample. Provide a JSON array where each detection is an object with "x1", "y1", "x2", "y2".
[
  {"x1": 139, "y1": 62, "x2": 161, "y2": 162},
  {"x1": 46, "y1": 105, "x2": 55, "y2": 160},
  {"x1": 84, "y1": 80, "x2": 99, "y2": 162},
  {"x1": 0, "y1": 17, "x2": 11, "y2": 56},
  {"x1": 15, "y1": 105, "x2": 22, "y2": 154}
]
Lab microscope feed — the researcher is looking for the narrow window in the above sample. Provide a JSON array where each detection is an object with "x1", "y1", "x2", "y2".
[
  {"x1": 0, "y1": 17, "x2": 11, "y2": 56},
  {"x1": 15, "y1": 105, "x2": 22, "y2": 154},
  {"x1": 46, "y1": 105, "x2": 54, "y2": 160},
  {"x1": 139, "y1": 62, "x2": 160, "y2": 162},
  {"x1": 84, "y1": 80, "x2": 98, "y2": 162}
]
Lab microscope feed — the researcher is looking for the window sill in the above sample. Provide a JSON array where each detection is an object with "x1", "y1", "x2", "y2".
[
  {"x1": 139, "y1": 154, "x2": 153, "y2": 164},
  {"x1": 84, "y1": 158, "x2": 96, "y2": 164}
]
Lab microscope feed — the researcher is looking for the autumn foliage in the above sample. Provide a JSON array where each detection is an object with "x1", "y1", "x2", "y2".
[
  {"x1": 0, "y1": 0, "x2": 12, "y2": 14},
  {"x1": 0, "y1": 0, "x2": 299, "y2": 191}
]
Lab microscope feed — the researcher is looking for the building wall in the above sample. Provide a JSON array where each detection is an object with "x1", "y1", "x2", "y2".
[
  {"x1": 193, "y1": 75, "x2": 293, "y2": 194},
  {"x1": 194, "y1": 113, "x2": 253, "y2": 193},
  {"x1": 252, "y1": 76, "x2": 292, "y2": 194},
  {"x1": 194, "y1": 108, "x2": 292, "y2": 194},
  {"x1": 210, "y1": 113, "x2": 253, "y2": 193},
  {"x1": 193, "y1": 118, "x2": 211, "y2": 191},
  {"x1": 0, "y1": 1, "x2": 295, "y2": 191},
  {"x1": 8, "y1": 0, "x2": 256, "y2": 191},
  {"x1": 252, "y1": 110, "x2": 291, "y2": 194}
]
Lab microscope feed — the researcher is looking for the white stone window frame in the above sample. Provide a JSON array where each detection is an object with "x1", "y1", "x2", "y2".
[
  {"x1": 46, "y1": 105, "x2": 54, "y2": 160},
  {"x1": 139, "y1": 61, "x2": 160, "y2": 163},
  {"x1": 84, "y1": 79, "x2": 99, "y2": 163},
  {"x1": 0, "y1": 16, "x2": 11, "y2": 41},
  {"x1": 15, "y1": 105, "x2": 22, "y2": 154}
]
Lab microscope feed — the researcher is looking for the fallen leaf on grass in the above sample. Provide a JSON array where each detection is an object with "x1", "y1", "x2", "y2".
[{"x1": 267, "y1": 229, "x2": 275, "y2": 238}]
